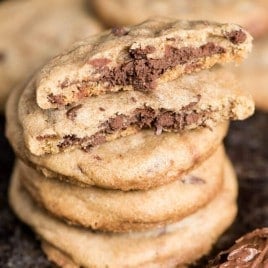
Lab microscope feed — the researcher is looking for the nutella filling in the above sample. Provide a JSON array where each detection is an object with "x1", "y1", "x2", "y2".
[
  {"x1": 50, "y1": 41, "x2": 229, "y2": 105},
  {"x1": 98, "y1": 43, "x2": 226, "y2": 92},
  {"x1": 57, "y1": 101, "x2": 207, "y2": 152}
]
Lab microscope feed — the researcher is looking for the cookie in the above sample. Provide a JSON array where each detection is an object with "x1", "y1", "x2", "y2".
[
  {"x1": 18, "y1": 145, "x2": 224, "y2": 232},
  {"x1": 19, "y1": 69, "x2": 254, "y2": 156},
  {"x1": 6, "y1": 78, "x2": 229, "y2": 190},
  {"x1": 35, "y1": 17, "x2": 252, "y2": 109},
  {"x1": 9, "y1": 157, "x2": 238, "y2": 268},
  {"x1": 208, "y1": 228, "x2": 268, "y2": 267},
  {"x1": 0, "y1": 0, "x2": 101, "y2": 110},
  {"x1": 230, "y1": 36, "x2": 268, "y2": 111},
  {"x1": 91, "y1": 0, "x2": 268, "y2": 38}
]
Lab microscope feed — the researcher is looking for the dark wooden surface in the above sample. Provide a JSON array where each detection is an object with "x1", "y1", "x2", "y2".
[{"x1": 0, "y1": 112, "x2": 267, "y2": 268}]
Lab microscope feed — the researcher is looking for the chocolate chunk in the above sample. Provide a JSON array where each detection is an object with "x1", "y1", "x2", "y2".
[
  {"x1": 89, "y1": 133, "x2": 106, "y2": 147},
  {"x1": 59, "y1": 134, "x2": 80, "y2": 149},
  {"x1": 99, "y1": 42, "x2": 226, "y2": 92},
  {"x1": 155, "y1": 111, "x2": 175, "y2": 128},
  {"x1": 108, "y1": 114, "x2": 126, "y2": 131},
  {"x1": 182, "y1": 175, "x2": 206, "y2": 184},
  {"x1": 66, "y1": 104, "x2": 82, "y2": 120},
  {"x1": 47, "y1": 94, "x2": 65, "y2": 105},
  {"x1": 111, "y1": 27, "x2": 129, "y2": 37},
  {"x1": 225, "y1": 30, "x2": 247, "y2": 44},
  {"x1": 209, "y1": 228, "x2": 268, "y2": 267},
  {"x1": 134, "y1": 107, "x2": 156, "y2": 128}
]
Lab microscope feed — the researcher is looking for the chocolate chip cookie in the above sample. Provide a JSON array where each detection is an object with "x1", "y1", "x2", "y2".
[{"x1": 35, "y1": 18, "x2": 252, "y2": 109}]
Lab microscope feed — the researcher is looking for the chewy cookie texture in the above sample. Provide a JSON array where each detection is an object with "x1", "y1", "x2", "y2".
[
  {"x1": 6, "y1": 17, "x2": 255, "y2": 267},
  {"x1": 20, "y1": 69, "x2": 254, "y2": 156},
  {"x1": 35, "y1": 18, "x2": 252, "y2": 109}
]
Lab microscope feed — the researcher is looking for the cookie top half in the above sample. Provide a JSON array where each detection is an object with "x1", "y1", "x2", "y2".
[{"x1": 35, "y1": 18, "x2": 252, "y2": 109}]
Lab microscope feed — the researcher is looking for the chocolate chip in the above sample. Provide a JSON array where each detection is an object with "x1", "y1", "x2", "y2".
[
  {"x1": 66, "y1": 104, "x2": 82, "y2": 120},
  {"x1": 47, "y1": 94, "x2": 65, "y2": 105},
  {"x1": 225, "y1": 30, "x2": 247, "y2": 44},
  {"x1": 99, "y1": 107, "x2": 105, "y2": 111}
]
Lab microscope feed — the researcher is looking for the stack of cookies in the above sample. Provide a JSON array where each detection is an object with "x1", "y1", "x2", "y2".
[{"x1": 6, "y1": 18, "x2": 255, "y2": 267}]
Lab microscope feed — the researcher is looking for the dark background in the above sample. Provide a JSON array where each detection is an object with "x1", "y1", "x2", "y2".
[{"x1": 0, "y1": 112, "x2": 268, "y2": 267}]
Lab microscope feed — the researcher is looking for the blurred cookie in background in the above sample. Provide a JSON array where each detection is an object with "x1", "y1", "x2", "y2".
[
  {"x1": 91, "y1": 0, "x2": 268, "y2": 38},
  {"x1": 229, "y1": 37, "x2": 268, "y2": 112},
  {"x1": 0, "y1": 0, "x2": 102, "y2": 111}
]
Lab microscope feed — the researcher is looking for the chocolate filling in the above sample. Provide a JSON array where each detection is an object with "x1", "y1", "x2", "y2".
[
  {"x1": 50, "y1": 42, "x2": 228, "y2": 105},
  {"x1": 98, "y1": 43, "x2": 226, "y2": 92},
  {"x1": 57, "y1": 101, "x2": 208, "y2": 152}
]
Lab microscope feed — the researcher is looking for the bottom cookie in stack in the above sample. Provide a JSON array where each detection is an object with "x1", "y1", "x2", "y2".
[{"x1": 9, "y1": 154, "x2": 237, "y2": 267}]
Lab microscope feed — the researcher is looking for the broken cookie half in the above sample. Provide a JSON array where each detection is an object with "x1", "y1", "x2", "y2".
[
  {"x1": 36, "y1": 17, "x2": 252, "y2": 109},
  {"x1": 20, "y1": 69, "x2": 254, "y2": 156}
]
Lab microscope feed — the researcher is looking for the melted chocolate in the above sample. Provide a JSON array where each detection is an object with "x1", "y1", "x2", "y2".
[
  {"x1": 98, "y1": 43, "x2": 226, "y2": 92},
  {"x1": 209, "y1": 228, "x2": 268, "y2": 267},
  {"x1": 56, "y1": 101, "x2": 208, "y2": 151}
]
